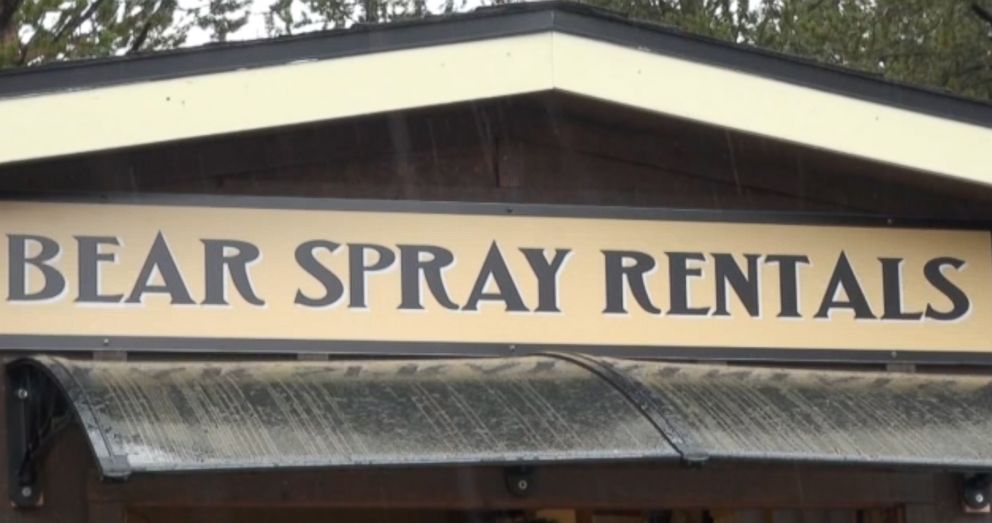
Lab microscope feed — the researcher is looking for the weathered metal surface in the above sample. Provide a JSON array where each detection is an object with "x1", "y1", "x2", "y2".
[
  {"x1": 607, "y1": 359, "x2": 992, "y2": 468},
  {"x1": 20, "y1": 356, "x2": 675, "y2": 477}
]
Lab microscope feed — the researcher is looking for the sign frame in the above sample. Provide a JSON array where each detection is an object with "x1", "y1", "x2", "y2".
[{"x1": 0, "y1": 191, "x2": 990, "y2": 365}]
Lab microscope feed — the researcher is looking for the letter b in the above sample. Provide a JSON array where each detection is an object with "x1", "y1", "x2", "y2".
[{"x1": 8, "y1": 235, "x2": 66, "y2": 301}]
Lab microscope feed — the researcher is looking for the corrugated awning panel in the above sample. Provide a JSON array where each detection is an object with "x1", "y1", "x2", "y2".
[
  {"x1": 609, "y1": 359, "x2": 992, "y2": 469},
  {"x1": 15, "y1": 355, "x2": 675, "y2": 477},
  {"x1": 9, "y1": 354, "x2": 992, "y2": 482}
]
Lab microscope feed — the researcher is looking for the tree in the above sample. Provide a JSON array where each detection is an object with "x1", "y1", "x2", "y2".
[
  {"x1": 0, "y1": 0, "x2": 189, "y2": 67},
  {"x1": 1, "y1": 0, "x2": 990, "y2": 102},
  {"x1": 571, "y1": 0, "x2": 992, "y2": 101},
  {"x1": 0, "y1": 0, "x2": 469, "y2": 68},
  {"x1": 756, "y1": 0, "x2": 992, "y2": 102}
]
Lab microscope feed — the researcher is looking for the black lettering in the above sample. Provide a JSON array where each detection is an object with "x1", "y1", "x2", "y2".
[
  {"x1": 348, "y1": 243, "x2": 395, "y2": 309},
  {"x1": 75, "y1": 236, "x2": 123, "y2": 303},
  {"x1": 765, "y1": 255, "x2": 810, "y2": 318},
  {"x1": 924, "y1": 257, "x2": 970, "y2": 320},
  {"x1": 602, "y1": 250, "x2": 661, "y2": 314},
  {"x1": 398, "y1": 245, "x2": 458, "y2": 310},
  {"x1": 879, "y1": 258, "x2": 923, "y2": 320},
  {"x1": 814, "y1": 252, "x2": 876, "y2": 319},
  {"x1": 294, "y1": 240, "x2": 344, "y2": 308},
  {"x1": 126, "y1": 232, "x2": 195, "y2": 305},
  {"x1": 667, "y1": 252, "x2": 709, "y2": 316},
  {"x1": 520, "y1": 248, "x2": 571, "y2": 313},
  {"x1": 7, "y1": 234, "x2": 65, "y2": 301},
  {"x1": 713, "y1": 253, "x2": 761, "y2": 317},
  {"x1": 463, "y1": 242, "x2": 528, "y2": 312},
  {"x1": 202, "y1": 240, "x2": 265, "y2": 306}
]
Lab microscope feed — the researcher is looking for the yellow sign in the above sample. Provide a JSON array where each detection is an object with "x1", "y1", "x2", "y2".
[{"x1": 0, "y1": 200, "x2": 989, "y2": 355}]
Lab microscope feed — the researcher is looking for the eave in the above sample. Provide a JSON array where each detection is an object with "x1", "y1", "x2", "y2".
[{"x1": 1, "y1": 2, "x2": 990, "y2": 186}]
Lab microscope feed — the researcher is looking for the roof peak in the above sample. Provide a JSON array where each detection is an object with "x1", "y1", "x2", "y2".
[{"x1": 1, "y1": 0, "x2": 989, "y2": 118}]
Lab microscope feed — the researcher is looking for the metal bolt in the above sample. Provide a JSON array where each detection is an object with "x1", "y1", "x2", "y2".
[
  {"x1": 976, "y1": 493, "x2": 986, "y2": 504},
  {"x1": 103, "y1": 338, "x2": 111, "y2": 347},
  {"x1": 15, "y1": 388, "x2": 28, "y2": 400},
  {"x1": 517, "y1": 479, "x2": 528, "y2": 491},
  {"x1": 20, "y1": 486, "x2": 32, "y2": 498}
]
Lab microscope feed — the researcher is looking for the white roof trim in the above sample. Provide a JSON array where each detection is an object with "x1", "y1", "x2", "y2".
[
  {"x1": 1, "y1": 31, "x2": 990, "y2": 186},
  {"x1": 552, "y1": 34, "x2": 992, "y2": 187}
]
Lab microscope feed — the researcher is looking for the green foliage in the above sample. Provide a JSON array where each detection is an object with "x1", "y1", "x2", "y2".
[
  {"x1": 0, "y1": 0, "x2": 188, "y2": 66},
  {"x1": 575, "y1": 0, "x2": 992, "y2": 100},
  {"x1": 745, "y1": 0, "x2": 992, "y2": 101},
  {"x1": 0, "y1": 0, "x2": 990, "y2": 102}
]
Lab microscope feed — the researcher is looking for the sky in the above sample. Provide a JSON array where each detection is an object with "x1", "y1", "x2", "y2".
[{"x1": 179, "y1": 0, "x2": 482, "y2": 46}]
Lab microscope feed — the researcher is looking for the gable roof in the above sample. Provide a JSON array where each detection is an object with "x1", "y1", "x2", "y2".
[{"x1": 1, "y1": 1, "x2": 990, "y2": 186}]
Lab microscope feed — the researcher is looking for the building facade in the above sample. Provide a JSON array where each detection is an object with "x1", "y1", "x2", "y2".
[{"x1": 2, "y1": 3, "x2": 992, "y2": 522}]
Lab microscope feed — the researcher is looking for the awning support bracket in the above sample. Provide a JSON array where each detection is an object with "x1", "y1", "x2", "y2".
[
  {"x1": 963, "y1": 473, "x2": 992, "y2": 513},
  {"x1": 6, "y1": 364, "x2": 72, "y2": 508},
  {"x1": 504, "y1": 466, "x2": 534, "y2": 497}
]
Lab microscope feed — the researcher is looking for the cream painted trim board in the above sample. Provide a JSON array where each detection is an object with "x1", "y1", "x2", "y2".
[
  {"x1": 2, "y1": 31, "x2": 991, "y2": 187},
  {"x1": 0, "y1": 34, "x2": 556, "y2": 165},
  {"x1": 551, "y1": 33, "x2": 992, "y2": 188}
]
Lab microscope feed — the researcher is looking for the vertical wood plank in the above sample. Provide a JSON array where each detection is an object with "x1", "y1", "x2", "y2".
[
  {"x1": 900, "y1": 505, "x2": 937, "y2": 523},
  {"x1": 88, "y1": 502, "x2": 127, "y2": 523}
]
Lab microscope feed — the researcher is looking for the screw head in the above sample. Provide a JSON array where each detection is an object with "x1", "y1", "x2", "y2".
[
  {"x1": 15, "y1": 388, "x2": 28, "y2": 400},
  {"x1": 517, "y1": 479, "x2": 528, "y2": 491},
  {"x1": 20, "y1": 486, "x2": 32, "y2": 498},
  {"x1": 976, "y1": 493, "x2": 986, "y2": 504}
]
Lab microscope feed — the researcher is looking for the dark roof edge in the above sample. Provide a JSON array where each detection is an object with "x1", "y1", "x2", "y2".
[
  {"x1": 0, "y1": 7, "x2": 556, "y2": 97},
  {"x1": 1, "y1": 1, "x2": 991, "y2": 129},
  {"x1": 549, "y1": 5, "x2": 992, "y2": 128}
]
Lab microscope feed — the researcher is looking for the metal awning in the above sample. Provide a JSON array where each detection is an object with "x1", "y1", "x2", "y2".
[
  {"x1": 603, "y1": 359, "x2": 992, "y2": 468},
  {"x1": 8, "y1": 354, "x2": 992, "y2": 506}
]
